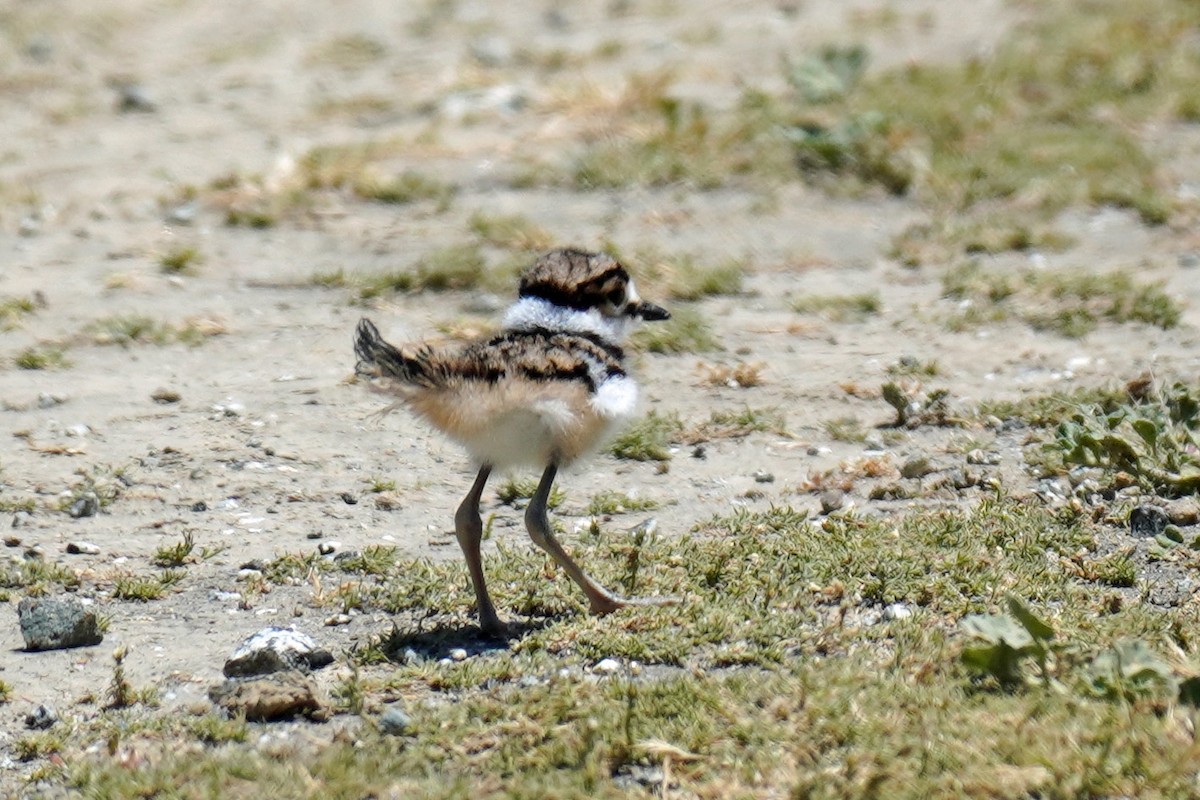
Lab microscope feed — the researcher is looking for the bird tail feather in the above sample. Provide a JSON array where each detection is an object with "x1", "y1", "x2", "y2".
[{"x1": 354, "y1": 318, "x2": 432, "y2": 385}]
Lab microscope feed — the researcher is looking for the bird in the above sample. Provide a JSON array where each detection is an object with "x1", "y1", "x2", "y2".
[{"x1": 353, "y1": 247, "x2": 674, "y2": 636}]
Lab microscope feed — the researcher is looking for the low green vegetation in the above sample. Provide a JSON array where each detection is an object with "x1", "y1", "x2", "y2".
[
  {"x1": 15, "y1": 344, "x2": 70, "y2": 370},
  {"x1": 565, "y1": 71, "x2": 789, "y2": 190},
  {"x1": 792, "y1": 291, "x2": 881, "y2": 322},
  {"x1": 355, "y1": 244, "x2": 495, "y2": 299},
  {"x1": 496, "y1": 477, "x2": 565, "y2": 510},
  {"x1": 631, "y1": 305, "x2": 718, "y2": 354},
  {"x1": 49, "y1": 497, "x2": 1200, "y2": 797},
  {"x1": 159, "y1": 246, "x2": 202, "y2": 275},
  {"x1": 942, "y1": 263, "x2": 1181, "y2": 336},
  {"x1": 468, "y1": 212, "x2": 554, "y2": 252},
  {"x1": 0, "y1": 294, "x2": 37, "y2": 329},
  {"x1": 85, "y1": 315, "x2": 225, "y2": 347},
  {"x1": 609, "y1": 410, "x2": 683, "y2": 462},
  {"x1": 586, "y1": 491, "x2": 660, "y2": 516},
  {"x1": 112, "y1": 570, "x2": 185, "y2": 602},
  {"x1": 151, "y1": 532, "x2": 195, "y2": 568},
  {"x1": 1048, "y1": 381, "x2": 1200, "y2": 496}
]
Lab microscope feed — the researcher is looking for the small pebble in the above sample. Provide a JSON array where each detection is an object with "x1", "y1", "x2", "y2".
[
  {"x1": 325, "y1": 614, "x2": 352, "y2": 627},
  {"x1": 882, "y1": 603, "x2": 912, "y2": 622},
  {"x1": 66, "y1": 541, "x2": 100, "y2": 555},
  {"x1": 752, "y1": 471, "x2": 775, "y2": 484},
  {"x1": 594, "y1": 658, "x2": 621, "y2": 674},
  {"x1": 37, "y1": 392, "x2": 66, "y2": 408},
  {"x1": 378, "y1": 706, "x2": 412, "y2": 735},
  {"x1": 12, "y1": 511, "x2": 32, "y2": 528},
  {"x1": 4, "y1": 535, "x2": 21, "y2": 546},
  {"x1": 449, "y1": 648, "x2": 468, "y2": 662},
  {"x1": 191, "y1": 501, "x2": 208, "y2": 512},
  {"x1": 318, "y1": 541, "x2": 340, "y2": 555},
  {"x1": 115, "y1": 83, "x2": 156, "y2": 112},
  {"x1": 151, "y1": 387, "x2": 181, "y2": 404},
  {"x1": 966, "y1": 449, "x2": 999, "y2": 466},
  {"x1": 340, "y1": 492, "x2": 358, "y2": 505}
]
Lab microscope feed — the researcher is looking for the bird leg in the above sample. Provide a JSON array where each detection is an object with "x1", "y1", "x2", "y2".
[
  {"x1": 454, "y1": 465, "x2": 505, "y2": 636},
  {"x1": 524, "y1": 464, "x2": 651, "y2": 615}
]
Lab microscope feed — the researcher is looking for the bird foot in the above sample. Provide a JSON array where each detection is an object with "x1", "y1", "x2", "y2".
[{"x1": 589, "y1": 593, "x2": 682, "y2": 616}]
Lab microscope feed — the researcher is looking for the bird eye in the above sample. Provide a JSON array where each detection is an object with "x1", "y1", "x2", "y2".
[{"x1": 606, "y1": 287, "x2": 625, "y2": 306}]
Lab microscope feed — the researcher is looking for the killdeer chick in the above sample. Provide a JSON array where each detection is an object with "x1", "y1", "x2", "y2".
[{"x1": 354, "y1": 248, "x2": 673, "y2": 636}]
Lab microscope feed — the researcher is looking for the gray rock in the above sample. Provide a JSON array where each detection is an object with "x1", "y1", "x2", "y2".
[
  {"x1": 1130, "y1": 504, "x2": 1169, "y2": 538},
  {"x1": 223, "y1": 627, "x2": 334, "y2": 678},
  {"x1": 900, "y1": 456, "x2": 934, "y2": 479},
  {"x1": 24, "y1": 704, "x2": 58, "y2": 730},
  {"x1": 17, "y1": 597, "x2": 104, "y2": 651},
  {"x1": 379, "y1": 705, "x2": 412, "y2": 735},
  {"x1": 68, "y1": 493, "x2": 99, "y2": 519},
  {"x1": 883, "y1": 603, "x2": 912, "y2": 622},
  {"x1": 449, "y1": 647, "x2": 468, "y2": 662},
  {"x1": 66, "y1": 541, "x2": 100, "y2": 555},
  {"x1": 752, "y1": 470, "x2": 775, "y2": 484},
  {"x1": 819, "y1": 490, "x2": 844, "y2": 515},
  {"x1": 115, "y1": 83, "x2": 156, "y2": 113}
]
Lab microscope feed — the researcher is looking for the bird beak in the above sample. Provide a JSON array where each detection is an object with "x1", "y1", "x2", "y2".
[{"x1": 632, "y1": 301, "x2": 670, "y2": 321}]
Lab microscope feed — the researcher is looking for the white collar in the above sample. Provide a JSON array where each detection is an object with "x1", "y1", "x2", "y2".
[{"x1": 502, "y1": 296, "x2": 632, "y2": 342}]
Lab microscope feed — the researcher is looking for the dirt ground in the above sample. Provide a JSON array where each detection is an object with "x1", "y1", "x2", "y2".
[{"x1": 2, "y1": 0, "x2": 1200, "y2": 788}]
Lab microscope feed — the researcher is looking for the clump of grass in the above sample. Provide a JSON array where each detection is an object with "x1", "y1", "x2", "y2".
[
  {"x1": 564, "y1": 72, "x2": 791, "y2": 190},
  {"x1": 688, "y1": 407, "x2": 787, "y2": 442},
  {"x1": 792, "y1": 291, "x2": 881, "y2": 322},
  {"x1": 632, "y1": 306, "x2": 718, "y2": 353},
  {"x1": 468, "y1": 212, "x2": 554, "y2": 251},
  {"x1": 824, "y1": 415, "x2": 867, "y2": 442},
  {"x1": 0, "y1": 560, "x2": 80, "y2": 595},
  {"x1": 15, "y1": 344, "x2": 70, "y2": 370},
  {"x1": 604, "y1": 244, "x2": 747, "y2": 301},
  {"x1": 358, "y1": 244, "x2": 489, "y2": 298},
  {"x1": 0, "y1": 294, "x2": 37, "y2": 329},
  {"x1": 943, "y1": 263, "x2": 1181, "y2": 337},
  {"x1": 85, "y1": 315, "x2": 226, "y2": 348},
  {"x1": 159, "y1": 246, "x2": 202, "y2": 275},
  {"x1": 367, "y1": 477, "x2": 396, "y2": 493},
  {"x1": 609, "y1": 410, "x2": 683, "y2": 462},
  {"x1": 353, "y1": 171, "x2": 454, "y2": 208},
  {"x1": 586, "y1": 491, "x2": 660, "y2": 516},
  {"x1": 306, "y1": 33, "x2": 388, "y2": 70},
  {"x1": 887, "y1": 356, "x2": 940, "y2": 378},
  {"x1": 112, "y1": 570, "x2": 185, "y2": 602},
  {"x1": 892, "y1": 215, "x2": 1076, "y2": 267},
  {"x1": 496, "y1": 478, "x2": 564, "y2": 510},
  {"x1": 151, "y1": 532, "x2": 195, "y2": 568}
]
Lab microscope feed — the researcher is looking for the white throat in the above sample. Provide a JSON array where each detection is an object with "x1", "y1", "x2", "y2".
[{"x1": 502, "y1": 296, "x2": 633, "y2": 342}]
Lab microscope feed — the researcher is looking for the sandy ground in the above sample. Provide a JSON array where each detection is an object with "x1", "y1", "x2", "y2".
[{"x1": 2, "y1": 0, "x2": 1200, "y2": 786}]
